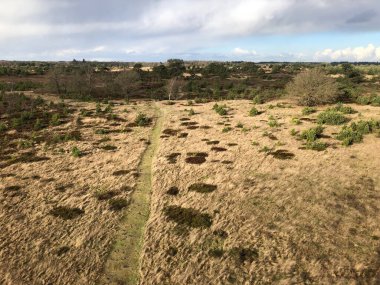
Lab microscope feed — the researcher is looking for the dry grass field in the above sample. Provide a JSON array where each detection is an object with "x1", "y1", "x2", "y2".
[
  {"x1": 141, "y1": 100, "x2": 380, "y2": 284},
  {"x1": 1, "y1": 93, "x2": 380, "y2": 284},
  {"x1": 0, "y1": 94, "x2": 156, "y2": 284}
]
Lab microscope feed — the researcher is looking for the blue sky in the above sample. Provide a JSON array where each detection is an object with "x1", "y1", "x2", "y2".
[{"x1": 1, "y1": 0, "x2": 380, "y2": 62}]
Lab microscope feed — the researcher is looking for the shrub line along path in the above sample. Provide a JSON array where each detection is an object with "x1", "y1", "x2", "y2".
[{"x1": 99, "y1": 103, "x2": 164, "y2": 285}]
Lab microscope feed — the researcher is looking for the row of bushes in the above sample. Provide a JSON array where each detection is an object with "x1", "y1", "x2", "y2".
[{"x1": 0, "y1": 81, "x2": 42, "y2": 91}]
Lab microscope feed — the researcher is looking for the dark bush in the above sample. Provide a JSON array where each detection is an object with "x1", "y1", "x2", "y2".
[
  {"x1": 135, "y1": 113, "x2": 152, "y2": 126},
  {"x1": 50, "y1": 206, "x2": 84, "y2": 220},
  {"x1": 164, "y1": 205, "x2": 212, "y2": 228},
  {"x1": 269, "y1": 150, "x2": 295, "y2": 160},
  {"x1": 95, "y1": 190, "x2": 119, "y2": 201},
  {"x1": 109, "y1": 198, "x2": 129, "y2": 211},
  {"x1": 188, "y1": 183, "x2": 217, "y2": 193},
  {"x1": 230, "y1": 247, "x2": 259, "y2": 264},
  {"x1": 167, "y1": 186, "x2": 180, "y2": 196}
]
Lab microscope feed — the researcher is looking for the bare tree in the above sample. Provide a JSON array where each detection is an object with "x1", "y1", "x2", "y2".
[
  {"x1": 286, "y1": 68, "x2": 339, "y2": 106},
  {"x1": 167, "y1": 77, "x2": 178, "y2": 101},
  {"x1": 115, "y1": 71, "x2": 141, "y2": 102},
  {"x1": 47, "y1": 65, "x2": 66, "y2": 95}
]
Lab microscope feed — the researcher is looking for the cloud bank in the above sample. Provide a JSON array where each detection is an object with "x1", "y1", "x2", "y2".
[
  {"x1": 315, "y1": 44, "x2": 380, "y2": 62},
  {"x1": 1, "y1": 0, "x2": 380, "y2": 61}
]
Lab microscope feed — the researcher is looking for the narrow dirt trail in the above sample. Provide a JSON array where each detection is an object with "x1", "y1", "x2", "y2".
[{"x1": 99, "y1": 103, "x2": 164, "y2": 285}]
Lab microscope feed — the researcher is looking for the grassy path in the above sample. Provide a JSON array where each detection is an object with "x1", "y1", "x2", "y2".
[{"x1": 99, "y1": 104, "x2": 163, "y2": 285}]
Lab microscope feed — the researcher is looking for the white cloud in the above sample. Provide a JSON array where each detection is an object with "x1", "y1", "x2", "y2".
[
  {"x1": 232, "y1": 48, "x2": 257, "y2": 56},
  {"x1": 54, "y1": 46, "x2": 106, "y2": 57},
  {"x1": 315, "y1": 44, "x2": 380, "y2": 61}
]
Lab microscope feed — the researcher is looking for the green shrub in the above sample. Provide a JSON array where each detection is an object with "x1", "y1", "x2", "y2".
[
  {"x1": 356, "y1": 95, "x2": 372, "y2": 105},
  {"x1": 252, "y1": 95, "x2": 263, "y2": 104},
  {"x1": 50, "y1": 113, "x2": 61, "y2": 126},
  {"x1": 249, "y1": 107, "x2": 259, "y2": 116},
  {"x1": 96, "y1": 103, "x2": 102, "y2": 113},
  {"x1": 188, "y1": 108, "x2": 195, "y2": 116},
  {"x1": 80, "y1": 108, "x2": 92, "y2": 117},
  {"x1": 222, "y1": 126, "x2": 232, "y2": 133},
  {"x1": 18, "y1": 139, "x2": 33, "y2": 149},
  {"x1": 336, "y1": 120, "x2": 380, "y2": 146},
  {"x1": 302, "y1": 107, "x2": 317, "y2": 115},
  {"x1": 306, "y1": 140, "x2": 327, "y2": 151},
  {"x1": 164, "y1": 205, "x2": 212, "y2": 228},
  {"x1": 135, "y1": 113, "x2": 151, "y2": 126},
  {"x1": 317, "y1": 110, "x2": 347, "y2": 125},
  {"x1": 34, "y1": 118, "x2": 43, "y2": 130},
  {"x1": 0, "y1": 122, "x2": 8, "y2": 132},
  {"x1": 299, "y1": 125, "x2": 327, "y2": 151},
  {"x1": 236, "y1": 122, "x2": 244, "y2": 128},
  {"x1": 290, "y1": 129, "x2": 299, "y2": 136},
  {"x1": 371, "y1": 96, "x2": 380, "y2": 106},
  {"x1": 268, "y1": 117, "x2": 279, "y2": 128},
  {"x1": 71, "y1": 146, "x2": 82, "y2": 158},
  {"x1": 104, "y1": 104, "x2": 112, "y2": 113},
  {"x1": 356, "y1": 94, "x2": 380, "y2": 106},
  {"x1": 291, "y1": 118, "x2": 301, "y2": 125},
  {"x1": 49, "y1": 131, "x2": 81, "y2": 144},
  {"x1": 213, "y1": 104, "x2": 228, "y2": 116},
  {"x1": 11, "y1": 117, "x2": 22, "y2": 129},
  {"x1": 329, "y1": 103, "x2": 357, "y2": 114},
  {"x1": 300, "y1": 125, "x2": 324, "y2": 142},
  {"x1": 259, "y1": 146, "x2": 272, "y2": 153}
]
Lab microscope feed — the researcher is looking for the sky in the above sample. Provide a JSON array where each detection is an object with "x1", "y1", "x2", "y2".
[{"x1": 1, "y1": 0, "x2": 380, "y2": 62}]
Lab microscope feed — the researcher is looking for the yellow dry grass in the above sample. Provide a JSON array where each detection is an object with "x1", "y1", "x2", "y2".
[{"x1": 140, "y1": 100, "x2": 380, "y2": 285}]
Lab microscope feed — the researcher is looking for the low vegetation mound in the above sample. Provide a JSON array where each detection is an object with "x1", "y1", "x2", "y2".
[
  {"x1": 49, "y1": 206, "x2": 84, "y2": 220},
  {"x1": 302, "y1": 107, "x2": 317, "y2": 115},
  {"x1": 188, "y1": 183, "x2": 217, "y2": 193},
  {"x1": 300, "y1": 125, "x2": 324, "y2": 142},
  {"x1": 300, "y1": 125, "x2": 327, "y2": 151},
  {"x1": 109, "y1": 198, "x2": 129, "y2": 211},
  {"x1": 249, "y1": 107, "x2": 260, "y2": 116},
  {"x1": 317, "y1": 110, "x2": 348, "y2": 125},
  {"x1": 336, "y1": 120, "x2": 380, "y2": 146},
  {"x1": 356, "y1": 94, "x2": 380, "y2": 106},
  {"x1": 269, "y1": 149, "x2": 295, "y2": 160},
  {"x1": 164, "y1": 205, "x2": 212, "y2": 228},
  {"x1": 167, "y1": 186, "x2": 180, "y2": 196},
  {"x1": 212, "y1": 103, "x2": 228, "y2": 116},
  {"x1": 328, "y1": 103, "x2": 357, "y2": 114},
  {"x1": 185, "y1": 152, "x2": 208, "y2": 164},
  {"x1": 135, "y1": 113, "x2": 151, "y2": 126}
]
